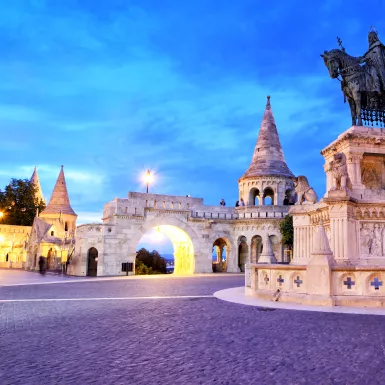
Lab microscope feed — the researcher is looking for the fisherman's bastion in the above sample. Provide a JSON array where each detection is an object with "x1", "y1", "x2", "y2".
[
  {"x1": 2, "y1": 28, "x2": 385, "y2": 309},
  {"x1": 0, "y1": 96, "x2": 296, "y2": 278}
]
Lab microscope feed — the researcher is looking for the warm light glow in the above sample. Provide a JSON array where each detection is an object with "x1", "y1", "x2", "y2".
[
  {"x1": 154, "y1": 225, "x2": 194, "y2": 275},
  {"x1": 0, "y1": 235, "x2": 4, "y2": 243},
  {"x1": 0, "y1": 212, "x2": 3, "y2": 218},
  {"x1": 144, "y1": 169, "x2": 152, "y2": 184}
]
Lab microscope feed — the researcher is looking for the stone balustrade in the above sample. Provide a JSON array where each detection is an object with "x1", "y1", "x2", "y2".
[{"x1": 247, "y1": 263, "x2": 385, "y2": 307}]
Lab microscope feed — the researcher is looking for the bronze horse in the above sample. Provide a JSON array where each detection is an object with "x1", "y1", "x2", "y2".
[{"x1": 321, "y1": 49, "x2": 385, "y2": 126}]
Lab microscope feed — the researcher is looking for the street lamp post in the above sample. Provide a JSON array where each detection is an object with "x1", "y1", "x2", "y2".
[{"x1": 144, "y1": 169, "x2": 151, "y2": 193}]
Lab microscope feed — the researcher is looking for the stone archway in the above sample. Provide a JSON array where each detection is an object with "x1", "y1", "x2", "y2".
[
  {"x1": 154, "y1": 225, "x2": 194, "y2": 275},
  {"x1": 238, "y1": 236, "x2": 248, "y2": 272},
  {"x1": 249, "y1": 188, "x2": 260, "y2": 206},
  {"x1": 87, "y1": 247, "x2": 98, "y2": 277},
  {"x1": 47, "y1": 248, "x2": 54, "y2": 270},
  {"x1": 263, "y1": 187, "x2": 274, "y2": 205},
  {"x1": 131, "y1": 217, "x2": 206, "y2": 275},
  {"x1": 212, "y1": 237, "x2": 231, "y2": 273}
]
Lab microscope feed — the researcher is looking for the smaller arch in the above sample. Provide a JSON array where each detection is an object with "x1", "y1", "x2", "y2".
[
  {"x1": 47, "y1": 248, "x2": 54, "y2": 270},
  {"x1": 87, "y1": 247, "x2": 98, "y2": 277},
  {"x1": 237, "y1": 236, "x2": 248, "y2": 272},
  {"x1": 249, "y1": 188, "x2": 260, "y2": 206},
  {"x1": 365, "y1": 273, "x2": 384, "y2": 295},
  {"x1": 289, "y1": 271, "x2": 305, "y2": 292},
  {"x1": 51, "y1": 231, "x2": 54, "y2": 236},
  {"x1": 340, "y1": 273, "x2": 357, "y2": 293},
  {"x1": 212, "y1": 237, "x2": 231, "y2": 273},
  {"x1": 263, "y1": 187, "x2": 274, "y2": 205},
  {"x1": 251, "y1": 235, "x2": 263, "y2": 263},
  {"x1": 65, "y1": 222, "x2": 68, "y2": 231}
]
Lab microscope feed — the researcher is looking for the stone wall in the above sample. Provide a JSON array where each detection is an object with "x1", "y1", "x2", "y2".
[
  {"x1": 0, "y1": 225, "x2": 31, "y2": 268},
  {"x1": 71, "y1": 192, "x2": 288, "y2": 276}
]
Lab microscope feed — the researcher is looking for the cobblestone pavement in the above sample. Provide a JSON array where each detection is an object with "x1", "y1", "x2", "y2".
[{"x1": 0, "y1": 275, "x2": 385, "y2": 385}]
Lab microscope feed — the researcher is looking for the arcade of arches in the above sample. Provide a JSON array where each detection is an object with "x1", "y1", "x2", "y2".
[
  {"x1": 248, "y1": 187, "x2": 276, "y2": 206},
  {"x1": 237, "y1": 234, "x2": 283, "y2": 271}
]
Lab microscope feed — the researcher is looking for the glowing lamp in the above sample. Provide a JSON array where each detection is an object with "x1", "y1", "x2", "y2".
[{"x1": 144, "y1": 169, "x2": 152, "y2": 193}]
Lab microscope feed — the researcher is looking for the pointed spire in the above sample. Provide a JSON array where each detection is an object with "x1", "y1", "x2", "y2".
[
  {"x1": 242, "y1": 96, "x2": 294, "y2": 178},
  {"x1": 30, "y1": 167, "x2": 45, "y2": 204},
  {"x1": 40, "y1": 166, "x2": 77, "y2": 216}
]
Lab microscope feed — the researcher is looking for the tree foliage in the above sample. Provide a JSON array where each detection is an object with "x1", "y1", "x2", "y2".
[
  {"x1": 135, "y1": 248, "x2": 167, "y2": 274},
  {"x1": 0, "y1": 179, "x2": 46, "y2": 226},
  {"x1": 279, "y1": 214, "x2": 294, "y2": 246}
]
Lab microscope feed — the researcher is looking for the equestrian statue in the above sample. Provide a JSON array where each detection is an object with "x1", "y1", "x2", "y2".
[{"x1": 321, "y1": 27, "x2": 385, "y2": 127}]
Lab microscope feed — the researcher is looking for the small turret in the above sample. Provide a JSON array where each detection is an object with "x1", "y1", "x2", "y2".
[
  {"x1": 238, "y1": 96, "x2": 295, "y2": 206},
  {"x1": 30, "y1": 167, "x2": 45, "y2": 204},
  {"x1": 40, "y1": 166, "x2": 77, "y2": 233}
]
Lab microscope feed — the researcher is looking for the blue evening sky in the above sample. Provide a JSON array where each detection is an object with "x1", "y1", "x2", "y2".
[{"x1": 0, "y1": 1, "x2": 384, "y2": 252}]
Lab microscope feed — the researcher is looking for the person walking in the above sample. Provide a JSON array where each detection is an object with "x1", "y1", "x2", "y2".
[{"x1": 38, "y1": 256, "x2": 45, "y2": 275}]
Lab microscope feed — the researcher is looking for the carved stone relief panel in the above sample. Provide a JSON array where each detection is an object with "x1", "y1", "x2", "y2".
[
  {"x1": 361, "y1": 155, "x2": 385, "y2": 190},
  {"x1": 360, "y1": 222, "x2": 385, "y2": 257}
]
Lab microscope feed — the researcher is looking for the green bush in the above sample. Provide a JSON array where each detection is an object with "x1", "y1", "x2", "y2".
[{"x1": 135, "y1": 248, "x2": 167, "y2": 275}]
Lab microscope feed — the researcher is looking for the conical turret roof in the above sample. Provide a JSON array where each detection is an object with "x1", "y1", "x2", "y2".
[
  {"x1": 30, "y1": 167, "x2": 45, "y2": 203},
  {"x1": 242, "y1": 96, "x2": 294, "y2": 179},
  {"x1": 40, "y1": 166, "x2": 76, "y2": 216}
]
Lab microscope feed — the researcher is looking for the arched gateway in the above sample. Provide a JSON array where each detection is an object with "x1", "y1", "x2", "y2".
[{"x1": 68, "y1": 97, "x2": 291, "y2": 277}]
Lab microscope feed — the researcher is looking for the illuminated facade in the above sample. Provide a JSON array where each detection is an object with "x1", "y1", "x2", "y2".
[
  {"x1": 26, "y1": 166, "x2": 77, "y2": 272},
  {"x1": 69, "y1": 97, "x2": 294, "y2": 276}
]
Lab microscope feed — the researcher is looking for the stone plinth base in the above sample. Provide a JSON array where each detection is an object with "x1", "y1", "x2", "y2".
[{"x1": 247, "y1": 263, "x2": 385, "y2": 308}]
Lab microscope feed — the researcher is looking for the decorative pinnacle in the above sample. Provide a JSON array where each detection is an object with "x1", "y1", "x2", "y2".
[{"x1": 266, "y1": 95, "x2": 271, "y2": 108}]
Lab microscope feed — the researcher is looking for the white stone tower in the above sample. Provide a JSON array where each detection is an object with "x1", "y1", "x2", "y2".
[
  {"x1": 40, "y1": 166, "x2": 77, "y2": 233},
  {"x1": 238, "y1": 96, "x2": 295, "y2": 206},
  {"x1": 30, "y1": 167, "x2": 45, "y2": 204}
]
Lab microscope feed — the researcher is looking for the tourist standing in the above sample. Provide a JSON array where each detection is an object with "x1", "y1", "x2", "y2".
[
  {"x1": 220, "y1": 199, "x2": 226, "y2": 206},
  {"x1": 240, "y1": 198, "x2": 245, "y2": 206}
]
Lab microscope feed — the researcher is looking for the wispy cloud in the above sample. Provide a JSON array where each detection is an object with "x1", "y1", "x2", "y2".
[{"x1": 0, "y1": 0, "x2": 383, "y2": 224}]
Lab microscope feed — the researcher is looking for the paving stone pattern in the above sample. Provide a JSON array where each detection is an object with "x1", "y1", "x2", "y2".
[{"x1": 0, "y1": 276, "x2": 385, "y2": 384}]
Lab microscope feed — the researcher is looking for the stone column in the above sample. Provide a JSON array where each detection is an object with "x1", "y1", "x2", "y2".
[{"x1": 306, "y1": 221, "x2": 336, "y2": 306}]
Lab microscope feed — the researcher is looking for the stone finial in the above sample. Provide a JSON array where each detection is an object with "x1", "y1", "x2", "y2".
[
  {"x1": 311, "y1": 221, "x2": 335, "y2": 262},
  {"x1": 258, "y1": 233, "x2": 276, "y2": 264},
  {"x1": 266, "y1": 95, "x2": 271, "y2": 109}
]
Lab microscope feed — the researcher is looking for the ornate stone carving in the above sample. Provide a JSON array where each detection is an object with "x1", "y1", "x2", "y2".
[
  {"x1": 330, "y1": 153, "x2": 351, "y2": 191},
  {"x1": 293, "y1": 176, "x2": 318, "y2": 204},
  {"x1": 361, "y1": 161, "x2": 382, "y2": 189},
  {"x1": 360, "y1": 222, "x2": 385, "y2": 256}
]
